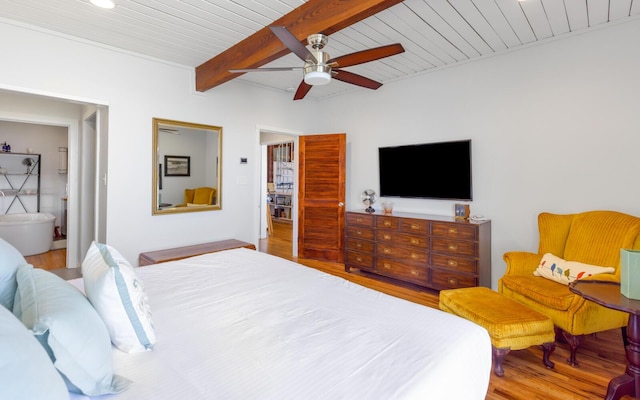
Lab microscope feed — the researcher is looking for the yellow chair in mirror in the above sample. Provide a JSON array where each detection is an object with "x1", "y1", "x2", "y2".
[{"x1": 177, "y1": 187, "x2": 216, "y2": 207}]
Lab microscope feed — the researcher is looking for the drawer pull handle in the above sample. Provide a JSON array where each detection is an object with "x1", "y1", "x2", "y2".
[
  {"x1": 356, "y1": 230, "x2": 363, "y2": 236},
  {"x1": 356, "y1": 217, "x2": 363, "y2": 223},
  {"x1": 449, "y1": 228, "x2": 458, "y2": 234},
  {"x1": 356, "y1": 257, "x2": 363, "y2": 262},
  {"x1": 448, "y1": 260, "x2": 458, "y2": 267},
  {"x1": 411, "y1": 253, "x2": 419, "y2": 259},
  {"x1": 384, "y1": 221, "x2": 392, "y2": 227},
  {"x1": 383, "y1": 234, "x2": 391, "y2": 240},
  {"x1": 448, "y1": 244, "x2": 458, "y2": 251},
  {"x1": 410, "y1": 238, "x2": 419, "y2": 245},
  {"x1": 411, "y1": 224, "x2": 419, "y2": 230},
  {"x1": 448, "y1": 277, "x2": 458, "y2": 285},
  {"x1": 411, "y1": 270, "x2": 419, "y2": 276},
  {"x1": 383, "y1": 263, "x2": 392, "y2": 269},
  {"x1": 383, "y1": 248, "x2": 391, "y2": 254},
  {"x1": 356, "y1": 243, "x2": 362, "y2": 248}
]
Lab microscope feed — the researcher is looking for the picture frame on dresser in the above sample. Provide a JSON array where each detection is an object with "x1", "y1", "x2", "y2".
[{"x1": 454, "y1": 204, "x2": 470, "y2": 220}]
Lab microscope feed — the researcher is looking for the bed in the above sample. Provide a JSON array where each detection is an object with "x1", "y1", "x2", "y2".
[{"x1": 4, "y1": 243, "x2": 492, "y2": 399}]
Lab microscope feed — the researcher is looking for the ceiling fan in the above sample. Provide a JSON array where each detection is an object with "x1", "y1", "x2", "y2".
[{"x1": 230, "y1": 26, "x2": 405, "y2": 100}]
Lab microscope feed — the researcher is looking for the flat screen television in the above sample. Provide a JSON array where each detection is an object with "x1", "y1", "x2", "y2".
[{"x1": 378, "y1": 139, "x2": 472, "y2": 201}]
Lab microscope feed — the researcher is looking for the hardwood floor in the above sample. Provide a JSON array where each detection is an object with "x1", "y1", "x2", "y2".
[{"x1": 28, "y1": 222, "x2": 633, "y2": 399}]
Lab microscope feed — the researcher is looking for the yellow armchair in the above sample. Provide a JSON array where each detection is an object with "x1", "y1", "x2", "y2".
[
  {"x1": 176, "y1": 187, "x2": 217, "y2": 207},
  {"x1": 498, "y1": 210, "x2": 640, "y2": 366}
]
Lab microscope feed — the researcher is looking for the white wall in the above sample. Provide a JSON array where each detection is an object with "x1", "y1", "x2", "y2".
[
  {"x1": 0, "y1": 20, "x2": 314, "y2": 266},
  {"x1": 320, "y1": 19, "x2": 640, "y2": 288}
]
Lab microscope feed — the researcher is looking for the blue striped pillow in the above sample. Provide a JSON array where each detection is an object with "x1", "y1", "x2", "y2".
[
  {"x1": 14, "y1": 265, "x2": 130, "y2": 395},
  {"x1": 82, "y1": 241, "x2": 156, "y2": 353}
]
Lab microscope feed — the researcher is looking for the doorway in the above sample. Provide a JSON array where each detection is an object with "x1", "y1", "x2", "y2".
[
  {"x1": 0, "y1": 88, "x2": 108, "y2": 268},
  {"x1": 258, "y1": 129, "x2": 299, "y2": 258}
]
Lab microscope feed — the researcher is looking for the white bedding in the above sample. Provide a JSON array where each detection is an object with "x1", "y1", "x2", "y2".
[{"x1": 69, "y1": 248, "x2": 491, "y2": 399}]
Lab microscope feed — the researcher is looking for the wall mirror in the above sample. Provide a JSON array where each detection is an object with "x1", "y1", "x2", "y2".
[{"x1": 152, "y1": 118, "x2": 222, "y2": 215}]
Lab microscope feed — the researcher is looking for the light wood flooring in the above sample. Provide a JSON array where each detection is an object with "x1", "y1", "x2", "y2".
[{"x1": 28, "y1": 220, "x2": 634, "y2": 399}]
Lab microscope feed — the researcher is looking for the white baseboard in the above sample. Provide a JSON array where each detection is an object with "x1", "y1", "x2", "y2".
[{"x1": 51, "y1": 239, "x2": 67, "y2": 250}]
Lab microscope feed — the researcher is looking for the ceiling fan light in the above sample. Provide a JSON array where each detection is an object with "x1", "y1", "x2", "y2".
[
  {"x1": 304, "y1": 71, "x2": 331, "y2": 86},
  {"x1": 90, "y1": 0, "x2": 116, "y2": 9}
]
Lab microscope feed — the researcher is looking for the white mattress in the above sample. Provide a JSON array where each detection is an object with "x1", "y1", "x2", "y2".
[{"x1": 70, "y1": 248, "x2": 491, "y2": 399}]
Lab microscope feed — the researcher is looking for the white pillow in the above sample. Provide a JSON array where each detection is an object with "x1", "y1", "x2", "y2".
[
  {"x1": 14, "y1": 265, "x2": 130, "y2": 396},
  {"x1": 534, "y1": 253, "x2": 615, "y2": 285},
  {"x1": 0, "y1": 304, "x2": 68, "y2": 400},
  {"x1": 0, "y1": 238, "x2": 28, "y2": 310},
  {"x1": 82, "y1": 241, "x2": 156, "y2": 353}
]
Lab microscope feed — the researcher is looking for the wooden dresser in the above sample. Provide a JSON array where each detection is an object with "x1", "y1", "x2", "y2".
[{"x1": 345, "y1": 210, "x2": 491, "y2": 290}]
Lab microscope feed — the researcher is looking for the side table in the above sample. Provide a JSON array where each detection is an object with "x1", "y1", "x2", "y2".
[{"x1": 569, "y1": 280, "x2": 640, "y2": 400}]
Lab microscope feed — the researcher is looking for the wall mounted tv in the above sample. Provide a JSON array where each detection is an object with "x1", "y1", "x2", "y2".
[{"x1": 378, "y1": 139, "x2": 472, "y2": 201}]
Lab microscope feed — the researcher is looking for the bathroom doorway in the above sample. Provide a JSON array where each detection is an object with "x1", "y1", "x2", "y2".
[{"x1": 0, "y1": 88, "x2": 108, "y2": 268}]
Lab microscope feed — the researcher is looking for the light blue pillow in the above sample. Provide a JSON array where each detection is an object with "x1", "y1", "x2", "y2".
[
  {"x1": 14, "y1": 264, "x2": 130, "y2": 396},
  {"x1": 82, "y1": 241, "x2": 156, "y2": 353},
  {"x1": 0, "y1": 304, "x2": 68, "y2": 400},
  {"x1": 0, "y1": 238, "x2": 28, "y2": 310}
]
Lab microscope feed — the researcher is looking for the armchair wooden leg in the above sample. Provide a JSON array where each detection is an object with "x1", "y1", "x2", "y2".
[
  {"x1": 556, "y1": 327, "x2": 585, "y2": 367},
  {"x1": 492, "y1": 346, "x2": 510, "y2": 377},
  {"x1": 542, "y1": 342, "x2": 556, "y2": 369}
]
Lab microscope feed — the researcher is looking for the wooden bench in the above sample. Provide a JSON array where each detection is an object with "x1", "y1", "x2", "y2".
[
  {"x1": 439, "y1": 286, "x2": 556, "y2": 377},
  {"x1": 138, "y1": 239, "x2": 256, "y2": 266}
]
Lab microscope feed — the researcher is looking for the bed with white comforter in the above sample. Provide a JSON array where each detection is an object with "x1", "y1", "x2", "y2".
[{"x1": 64, "y1": 248, "x2": 491, "y2": 399}]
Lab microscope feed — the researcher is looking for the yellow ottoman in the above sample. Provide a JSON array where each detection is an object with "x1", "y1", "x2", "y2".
[{"x1": 439, "y1": 286, "x2": 555, "y2": 377}]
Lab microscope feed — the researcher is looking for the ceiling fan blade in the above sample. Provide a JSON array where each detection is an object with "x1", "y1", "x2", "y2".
[
  {"x1": 270, "y1": 26, "x2": 317, "y2": 64},
  {"x1": 293, "y1": 81, "x2": 313, "y2": 100},
  {"x1": 328, "y1": 44, "x2": 404, "y2": 68},
  {"x1": 229, "y1": 67, "x2": 302, "y2": 73},
  {"x1": 332, "y1": 70, "x2": 382, "y2": 90}
]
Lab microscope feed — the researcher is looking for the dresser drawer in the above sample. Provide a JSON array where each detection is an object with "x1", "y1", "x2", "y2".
[
  {"x1": 346, "y1": 250, "x2": 374, "y2": 270},
  {"x1": 431, "y1": 222, "x2": 477, "y2": 240},
  {"x1": 346, "y1": 225, "x2": 374, "y2": 240},
  {"x1": 376, "y1": 258, "x2": 428, "y2": 286},
  {"x1": 376, "y1": 216, "x2": 399, "y2": 230},
  {"x1": 431, "y1": 254, "x2": 477, "y2": 274},
  {"x1": 431, "y1": 269, "x2": 477, "y2": 289},
  {"x1": 376, "y1": 243, "x2": 428, "y2": 264},
  {"x1": 376, "y1": 231, "x2": 428, "y2": 248},
  {"x1": 346, "y1": 213, "x2": 375, "y2": 227},
  {"x1": 431, "y1": 238, "x2": 477, "y2": 257},
  {"x1": 401, "y1": 218, "x2": 429, "y2": 234},
  {"x1": 346, "y1": 238, "x2": 375, "y2": 253}
]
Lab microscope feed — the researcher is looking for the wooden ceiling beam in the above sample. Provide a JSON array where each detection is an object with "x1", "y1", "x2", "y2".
[{"x1": 195, "y1": 0, "x2": 404, "y2": 92}]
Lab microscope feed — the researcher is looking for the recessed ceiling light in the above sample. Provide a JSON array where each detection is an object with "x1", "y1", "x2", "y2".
[{"x1": 90, "y1": 0, "x2": 115, "y2": 9}]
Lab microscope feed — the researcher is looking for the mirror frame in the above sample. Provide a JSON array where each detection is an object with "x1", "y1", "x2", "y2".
[{"x1": 152, "y1": 118, "x2": 222, "y2": 215}]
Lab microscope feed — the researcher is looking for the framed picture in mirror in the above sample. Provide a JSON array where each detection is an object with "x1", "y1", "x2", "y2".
[{"x1": 164, "y1": 155, "x2": 190, "y2": 177}]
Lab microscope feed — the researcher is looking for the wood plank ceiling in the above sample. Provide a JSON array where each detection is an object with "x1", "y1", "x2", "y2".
[{"x1": 1, "y1": 0, "x2": 638, "y2": 100}]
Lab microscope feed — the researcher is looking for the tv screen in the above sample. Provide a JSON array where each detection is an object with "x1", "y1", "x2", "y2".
[{"x1": 378, "y1": 140, "x2": 472, "y2": 201}]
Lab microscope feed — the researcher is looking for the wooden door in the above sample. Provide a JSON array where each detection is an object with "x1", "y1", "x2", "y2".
[{"x1": 298, "y1": 133, "x2": 346, "y2": 262}]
